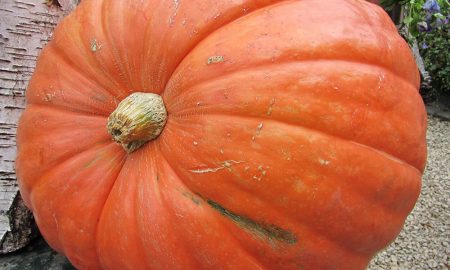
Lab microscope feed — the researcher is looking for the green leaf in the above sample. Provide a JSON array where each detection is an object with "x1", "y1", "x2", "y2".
[{"x1": 404, "y1": 16, "x2": 414, "y2": 24}]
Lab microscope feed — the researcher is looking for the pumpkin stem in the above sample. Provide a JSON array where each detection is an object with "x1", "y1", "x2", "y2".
[{"x1": 107, "y1": 92, "x2": 167, "y2": 153}]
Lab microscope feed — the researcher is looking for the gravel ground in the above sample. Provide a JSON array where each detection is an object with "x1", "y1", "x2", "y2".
[{"x1": 369, "y1": 116, "x2": 450, "y2": 270}]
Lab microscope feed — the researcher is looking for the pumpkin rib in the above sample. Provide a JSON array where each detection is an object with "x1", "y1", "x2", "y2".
[
  {"x1": 163, "y1": 113, "x2": 421, "y2": 181},
  {"x1": 165, "y1": 59, "x2": 416, "y2": 109},
  {"x1": 52, "y1": 24, "x2": 127, "y2": 99},
  {"x1": 23, "y1": 104, "x2": 108, "y2": 127},
  {"x1": 157, "y1": 143, "x2": 371, "y2": 267},
  {"x1": 99, "y1": 0, "x2": 138, "y2": 92},
  {"x1": 164, "y1": 59, "x2": 426, "y2": 171},
  {"x1": 169, "y1": 112, "x2": 421, "y2": 173},
  {"x1": 21, "y1": 140, "x2": 117, "y2": 201},
  {"x1": 26, "y1": 46, "x2": 119, "y2": 116},
  {"x1": 140, "y1": 148, "x2": 203, "y2": 269},
  {"x1": 225, "y1": 113, "x2": 423, "y2": 175},
  {"x1": 132, "y1": 0, "x2": 165, "y2": 92},
  {"x1": 27, "y1": 141, "x2": 118, "y2": 207},
  {"x1": 131, "y1": 149, "x2": 210, "y2": 269},
  {"x1": 157, "y1": 154, "x2": 268, "y2": 270},
  {"x1": 208, "y1": 190, "x2": 374, "y2": 259},
  {"x1": 73, "y1": 0, "x2": 135, "y2": 94},
  {"x1": 149, "y1": 155, "x2": 205, "y2": 269},
  {"x1": 48, "y1": 40, "x2": 119, "y2": 99},
  {"x1": 16, "y1": 106, "x2": 113, "y2": 206},
  {"x1": 125, "y1": 147, "x2": 172, "y2": 269},
  {"x1": 54, "y1": 144, "x2": 125, "y2": 269},
  {"x1": 29, "y1": 142, "x2": 125, "y2": 261},
  {"x1": 25, "y1": 102, "x2": 109, "y2": 119},
  {"x1": 27, "y1": 98, "x2": 109, "y2": 118},
  {"x1": 17, "y1": 136, "x2": 114, "y2": 181},
  {"x1": 96, "y1": 148, "x2": 156, "y2": 269},
  {"x1": 93, "y1": 153, "x2": 127, "y2": 269}
]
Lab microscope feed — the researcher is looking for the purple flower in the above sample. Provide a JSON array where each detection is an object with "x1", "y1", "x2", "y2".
[
  {"x1": 421, "y1": 43, "x2": 429, "y2": 49},
  {"x1": 423, "y1": 0, "x2": 441, "y2": 14},
  {"x1": 436, "y1": 18, "x2": 445, "y2": 27}
]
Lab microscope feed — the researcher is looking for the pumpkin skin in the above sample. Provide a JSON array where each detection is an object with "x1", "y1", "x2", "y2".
[{"x1": 15, "y1": 0, "x2": 427, "y2": 269}]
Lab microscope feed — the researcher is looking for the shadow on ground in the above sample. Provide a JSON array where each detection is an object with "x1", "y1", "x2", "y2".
[{"x1": 0, "y1": 236, "x2": 74, "y2": 270}]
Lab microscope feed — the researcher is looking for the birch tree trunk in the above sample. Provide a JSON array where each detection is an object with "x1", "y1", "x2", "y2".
[{"x1": 0, "y1": 0, "x2": 77, "y2": 254}]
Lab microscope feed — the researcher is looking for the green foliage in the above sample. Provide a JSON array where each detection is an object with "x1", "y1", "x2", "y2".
[
  {"x1": 381, "y1": 0, "x2": 449, "y2": 38},
  {"x1": 419, "y1": 25, "x2": 450, "y2": 95},
  {"x1": 381, "y1": 0, "x2": 449, "y2": 97}
]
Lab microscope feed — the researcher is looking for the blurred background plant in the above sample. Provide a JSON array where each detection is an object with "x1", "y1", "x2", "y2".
[{"x1": 381, "y1": 0, "x2": 449, "y2": 101}]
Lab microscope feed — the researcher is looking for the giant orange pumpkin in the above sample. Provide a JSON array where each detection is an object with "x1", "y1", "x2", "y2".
[{"x1": 16, "y1": 0, "x2": 427, "y2": 269}]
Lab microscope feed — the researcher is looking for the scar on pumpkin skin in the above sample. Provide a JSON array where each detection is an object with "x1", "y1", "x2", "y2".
[
  {"x1": 266, "y1": 98, "x2": 276, "y2": 116},
  {"x1": 44, "y1": 92, "x2": 56, "y2": 102},
  {"x1": 252, "y1": 122, "x2": 264, "y2": 141},
  {"x1": 207, "y1": 55, "x2": 224, "y2": 64},
  {"x1": 168, "y1": 0, "x2": 180, "y2": 25},
  {"x1": 253, "y1": 165, "x2": 268, "y2": 181},
  {"x1": 319, "y1": 159, "x2": 331, "y2": 166},
  {"x1": 181, "y1": 191, "x2": 201, "y2": 205},
  {"x1": 189, "y1": 160, "x2": 245, "y2": 174},
  {"x1": 90, "y1": 39, "x2": 102, "y2": 52},
  {"x1": 207, "y1": 200, "x2": 297, "y2": 245}
]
